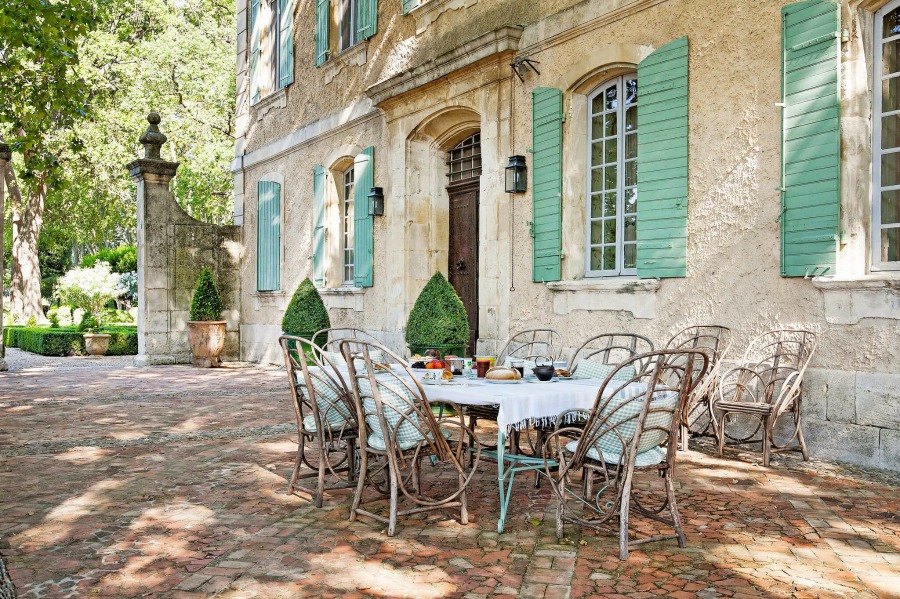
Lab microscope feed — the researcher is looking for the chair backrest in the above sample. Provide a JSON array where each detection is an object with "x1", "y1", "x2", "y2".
[
  {"x1": 340, "y1": 339, "x2": 452, "y2": 462},
  {"x1": 279, "y1": 335, "x2": 356, "y2": 439},
  {"x1": 665, "y1": 325, "x2": 733, "y2": 366},
  {"x1": 316, "y1": 327, "x2": 400, "y2": 366},
  {"x1": 570, "y1": 349, "x2": 710, "y2": 473},
  {"x1": 742, "y1": 329, "x2": 817, "y2": 413},
  {"x1": 497, "y1": 329, "x2": 563, "y2": 366},
  {"x1": 569, "y1": 333, "x2": 654, "y2": 375}
]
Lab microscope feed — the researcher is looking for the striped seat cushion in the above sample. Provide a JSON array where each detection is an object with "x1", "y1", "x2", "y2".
[{"x1": 572, "y1": 361, "x2": 636, "y2": 381}]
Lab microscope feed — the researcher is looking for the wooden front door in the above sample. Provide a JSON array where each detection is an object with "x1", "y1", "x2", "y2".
[{"x1": 447, "y1": 179, "x2": 479, "y2": 355}]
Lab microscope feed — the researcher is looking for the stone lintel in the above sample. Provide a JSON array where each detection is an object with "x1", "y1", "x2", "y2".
[{"x1": 127, "y1": 158, "x2": 180, "y2": 182}]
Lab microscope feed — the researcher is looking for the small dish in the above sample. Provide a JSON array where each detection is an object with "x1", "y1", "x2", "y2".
[{"x1": 484, "y1": 379, "x2": 521, "y2": 384}]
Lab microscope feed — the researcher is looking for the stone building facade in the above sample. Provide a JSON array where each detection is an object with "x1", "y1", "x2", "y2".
[{"x1": 226, "y1": 0, "x2": 900, "y2": 469}]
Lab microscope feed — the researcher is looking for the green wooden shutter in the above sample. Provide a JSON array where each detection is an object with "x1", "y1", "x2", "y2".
[
  {"x1": 257, "y1": 180, "x2": 282, "y2": 291},
  {"x1": 278, "y1": 0, "x2": 294, "y2": 88},
  {"x1": 402, "y1": 0, "x2": 417, "y2": 14},
  {"x1": 312, "y1": 165, "x2": 326, "y2": 288},
  {"x1": 315, "y1": 0, "x2": 329, "y2": 67},
  {"x1": 357, "y1": 0, "x2": 378, "y2": 41},
  {"x1": 781, "y1": 0, "x2": 840, "y2": 277},
  {"x1": 531, "y1": 87, "x2": 564, "y2": 283},
  {"x1": 250, "y1": 0, "x2": 261, "y2": 103},
  {"x1": 636, "y1": 36, "x2": 689, "y2": 279},
  {"x1": 353, "y1": 147, "x2": 374, "y2": 287}
]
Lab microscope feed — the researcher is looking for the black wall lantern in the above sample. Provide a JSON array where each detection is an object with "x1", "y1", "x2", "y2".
[
  {"x1": 505, "y1": 155, "x2": 527, "y2": 193},
  {"x1": 368, "y1": 186, "x2": 384, "y2": 216}
]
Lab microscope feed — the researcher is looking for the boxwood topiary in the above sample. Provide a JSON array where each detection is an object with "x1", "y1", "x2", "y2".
[
  {"x1": 282, "y1": 278, "x2": 330, "y2": 343},
  {"x1": 405, "y1": 272, "x2": 470, "y2": 355},
  {"x1": 189, "y1": 267, "x2": 223, "y2": 321}
]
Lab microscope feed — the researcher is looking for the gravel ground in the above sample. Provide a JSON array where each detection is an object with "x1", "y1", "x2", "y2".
[{"x1": 1, "y1": 347, "x2": 135, "y2": 372}]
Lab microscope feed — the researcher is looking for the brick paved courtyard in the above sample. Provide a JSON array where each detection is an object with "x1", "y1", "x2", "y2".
[{"x1": 1, "y1": 360, "x2": 898, "y2": 598}]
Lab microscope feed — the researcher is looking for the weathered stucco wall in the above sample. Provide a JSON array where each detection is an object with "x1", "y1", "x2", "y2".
[{"x1": 233, "y1": 0, "x2": 900, "y2": 469}]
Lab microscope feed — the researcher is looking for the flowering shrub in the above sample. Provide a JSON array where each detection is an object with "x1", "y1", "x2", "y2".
[
  {"x1": 56, "y1": 262, "x2": 124, "y2": 320},
  {"x1": 119, "y1": 271, "x2": 138, "y2": 305}
]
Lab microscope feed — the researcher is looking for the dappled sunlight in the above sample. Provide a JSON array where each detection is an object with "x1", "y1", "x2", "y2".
[
  {"x1": 306, "y1": 553, "x2": 455, "y2": 598},
  {"x1": 128, "y1": 502, "x2": 216, "y2": 532},
  {"x1": 13, "y1": 479, "x2": 124, "y2": 550},
  {"x1": 168, "y1": 416, "x2": 209, "y2": 433},
  {"x1": 53, "y1": 446, "x2": 113, "y2": 463}
]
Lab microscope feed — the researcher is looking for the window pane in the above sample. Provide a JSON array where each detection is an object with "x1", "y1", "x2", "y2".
[
  {"x1": 884, "y1": 7, "x2": 900, "y2": 38},
  {"x1": 591, "y1": 142, "x2": 604, "y2": 165},
  {"x1": 624, "y1": 79, "x2": 638, "y2": 105},
  {"x1": 587, "y1": 221, "x2": 602, "y2": 245},
  {"x1": 625, "y1": 188, "x2": 637, "y2": 213},
  {"x1": 882, "y1": 190, "x2": 900, "y2": 224},
  {"x1": 603, "y1": 246, "x2": 616, "y2": 270},
  {"x1": 591, "y1": 115, "x2": 603, "y2": 140},
  {"x1": 604, "y1": 218, "x2": 616, "y2": 243},
  {"x1": 591, "y1": 94, "x2": 604, "y2": 114},
  {"x1": 625, "y1": 160, "x2": 637, "y2": 187},
  {"x1": 591, "y1": 169, "x2": 603, "y2": 193},
  {"x1": 605, "y1": 85, "x2": 617, "y2": 110},
  {"x1": 882, "y1": 76, "x2": 900, "y2": 112},
  {"x1": 590, "y1": 194, "x2": 604, "y2": 217},
  {"x1": 884, "y1": 40, "x2": 900, "y2": 75},
  {"x1": 590, "y1": 248, "x2": 603, "y2": 270},
  {"x1": 604, "y1": 192, "x2": 617, "y2": 217},
  {"x1": 880, "y1": 227, "x2": 900, "y2": 261},
  {"x1": 625, "y1": 132, "x2": 637, "y2": 159},
  {"x1": 604, "y1": 138, "x2": 617, "y2": 163},
  {"x1": 604, "y1": 112, "x2": 617, "y2": 137},
  {"x1": 624, "y1": 216, "x2": 636, "y2": 241},
  {"x1": 882, "y1": 151, "x2": 900, "y2": 187},
  {"x1": 625, "y1": 106, "x2": 637, "y2": 132},
  {"x1": 883, "y1": 114, "x2": 900, "y2": 150},
  {"x1": 604, "y1": 166, "x2": 617, "y2": 190},
  {"x1": 623, "y1": 243, "x2": 636, "y2": 269}
]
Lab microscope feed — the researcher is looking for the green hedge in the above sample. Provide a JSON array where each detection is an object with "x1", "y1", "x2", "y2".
[{"x1": 3, "y1": 325, "x2": 138, "y2": 356}]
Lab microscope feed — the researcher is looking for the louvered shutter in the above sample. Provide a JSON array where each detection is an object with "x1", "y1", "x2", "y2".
[
  {"x1": 249, "y1": 0, "x2": 261, "y2": 103},
  {"x1": 635, "y1": 36, "x2": 689, "y2": 278},
  {"x1": 312, "y1": 165, "x2": 326, "y2": 288},
  {"x1": 780, "y1": 0, "x2": 840, "y2": 277},
  {"x1": 257, "y1": 180, "x2": 282, "y2": 291},
  {"x1": 531, "y1": 87, "x2": 564, "y2": 283},
  {"x1": 357, "y1": 0, "x2": 378, "y2": 41},
  {"x1": 315, "y1": 0, "x2": 329, "y2": 67},
  {"x1": 402, "y1": 0, "x2": 417, "y2": 14},
  {"x1": 353, "y1": 147, "x2": 375, "y2": 287},
  {"x1": 278, "y1": 0, "x2": 294, "y2": 88}
]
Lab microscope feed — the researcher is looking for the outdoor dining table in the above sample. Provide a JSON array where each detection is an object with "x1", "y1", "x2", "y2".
[{"x1": 404, "y1": 370, "x2": 614, "y2": 533}]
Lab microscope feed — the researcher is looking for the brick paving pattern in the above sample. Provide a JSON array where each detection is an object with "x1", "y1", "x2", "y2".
[{"x1": 1, "y1": 363, "x2": 898, "y2": 598}]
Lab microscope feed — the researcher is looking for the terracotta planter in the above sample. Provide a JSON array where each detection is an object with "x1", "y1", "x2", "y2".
[
  {"x1": 84, "y1": 333, "x2": 111, "y2": 356},
  {"x1": 187, "y1": 321, "x2": 227, "y2": 368}
]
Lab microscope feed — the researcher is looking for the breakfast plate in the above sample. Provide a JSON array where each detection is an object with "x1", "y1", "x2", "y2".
[{"x1": 484, "y1": 379, "x2": 521, "y2": 384}]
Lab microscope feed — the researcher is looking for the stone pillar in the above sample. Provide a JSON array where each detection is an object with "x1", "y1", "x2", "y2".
[
  {"x1": 128, "y1": 113, "x2": 242, "y2": 367},
  {"x1": 0, "y1": 142, "x2": 9, "y2": 371}
]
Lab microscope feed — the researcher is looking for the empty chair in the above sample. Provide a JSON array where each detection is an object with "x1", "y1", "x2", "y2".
[
  {"x1": 342, "y1": 339, "x2": 480, "y2": 536},
  {"x1": 568, "y1": 333, "x2": 655, "y2": 378},
  {"x1": 496, "y1": 328, "x2": 563, "y2": 368},
  {"x1": 543, "y1": 349, "x2": 710, "y2": 559},
  {"x1": 279, "y1": 335, "x2": 358, "y2": 508},
  {"x1": 315, "y1": 327, "x2": 392, "y2": 364},
  {"x1": 664, "y1": 325, "x2": 733, "y2": 449},
  {"x1": 713, "y1": 329, "x2": 816, "y2": 467}
]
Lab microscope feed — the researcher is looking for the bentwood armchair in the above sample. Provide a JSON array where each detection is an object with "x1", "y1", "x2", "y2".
[
  {"x1": 342, "y1": 340, "x2": 480, "y2": 536},
  {"x1": 279, "y1": 335, "x2": 358, "y2": 507},
  {"x1": 713, "y1": 329, "x2": 816, "y2": 467},
  {"x1": 543, "y1": 349, "x2": 709, "y2": 559},
  {"x1": 664, "y1": 325, "x2": 733, "y2": 449}
]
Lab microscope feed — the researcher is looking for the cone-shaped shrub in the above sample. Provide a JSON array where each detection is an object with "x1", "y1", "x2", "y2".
[
  {"x1": 405, "y1": 272, "x2": 470, "y2": 353},
  {"x1": 189, "y1": 267, "x2": 223, "y2": 321},
  {"x1": 282, "y1": 278, "x2": 330, "y2": 341}
]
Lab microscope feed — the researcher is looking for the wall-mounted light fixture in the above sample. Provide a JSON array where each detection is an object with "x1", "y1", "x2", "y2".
[
  {"x1": 368, "y1": 186, "x2": 384, "y2": 216},
  {"x1": 505, "y1": 155, "x2": 527, "y2": 193}
]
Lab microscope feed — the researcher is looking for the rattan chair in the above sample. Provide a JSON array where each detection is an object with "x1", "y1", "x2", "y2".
[
  {"x1": 279, "y1": 335, "x2": 358, "y2": 507},
  {"x1": 315, "y1": 327, "x2": 389, "y2": 357},
  {"x1": 342, "y1": 340, "x2": 480, "y2": 536},
  {"x1": 569, "y1": 333, "x2": 655, "y2": 376},
  {"x1": 713, "y1": 329, "x2": 816, "y2": 467},
  {"x1": 664, "y1": 325, "x2": 733, "y2": 450},
  {"x1": 543, "y1": 349, "x2": 709, "y2": 560}
]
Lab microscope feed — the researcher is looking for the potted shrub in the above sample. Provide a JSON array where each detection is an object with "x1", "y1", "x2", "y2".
[
  {"x1": 56, "y1": 262, "x2": 122, "y2": 356},
  {"x1": 405, "y1": 272, "x2": 470, "y2": 358},
  {"x1": 187, "y1": 267, "x2": 226, "y2": 368},
  {"x1": 282, "y1": 278, "x2": 330, "y2": 348}
]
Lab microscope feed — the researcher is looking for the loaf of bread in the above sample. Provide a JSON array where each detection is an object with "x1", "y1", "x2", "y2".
[{"x1": 486, "y1": 367, "x2": 521, "y2": 380}]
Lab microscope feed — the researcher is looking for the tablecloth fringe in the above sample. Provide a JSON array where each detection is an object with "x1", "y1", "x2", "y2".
[{"x1": 506, "y1": 412, "x2": 585, "y2": 434}]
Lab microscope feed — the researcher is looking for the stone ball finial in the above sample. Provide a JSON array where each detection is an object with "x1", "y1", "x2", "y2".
[{"x1": 139, "y1": 112, "x2": 167, "y2": 160}]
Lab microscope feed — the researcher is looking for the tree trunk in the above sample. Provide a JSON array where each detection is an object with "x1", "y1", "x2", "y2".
[{"x1": 5, "y1": 168, "x2": 45, "y2": 321}]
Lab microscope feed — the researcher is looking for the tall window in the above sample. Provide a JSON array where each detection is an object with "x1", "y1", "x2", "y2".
[
  {"x1": 447, "y1": 133, "x2": 482, "y2": 182},
  {"x1": 342, "y1": 167, "x2": 355, "y2": 285},
  {"x1": 250, "y1": 0, "x2": 293, "y2": 104},
  {"x1": 875, "y1": 1, "x2": 900, "y2": 267},
  {"x1": 586, "y1": 76, "x2": 638, "y2": 276},
  {"x1": 339, "y1": 0, "x2": 359, "y2": 52}
]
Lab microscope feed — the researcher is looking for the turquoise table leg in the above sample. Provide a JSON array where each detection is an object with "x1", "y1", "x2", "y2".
[{"x1": 497, "y1": 430, "x2": 507, "y2": 533}]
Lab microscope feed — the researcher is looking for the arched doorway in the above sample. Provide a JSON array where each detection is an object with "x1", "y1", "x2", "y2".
[{"x1": 446, "y1": 132, "x2": 481, "y2": 355}]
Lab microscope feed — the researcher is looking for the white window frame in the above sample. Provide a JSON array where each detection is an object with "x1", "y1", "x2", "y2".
[
  {"x1": 338, "y1": 0, "x2": 359, "y2": 53},
  {"x1": 342, "y1": 166, "x2": 355, "y2": 286},
  {"x1": 585, "y1": 75, "x2": 638, "y2": 277},
  {"x1": 873, "y1": 0, "x2": 900, "y2": 270}
]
